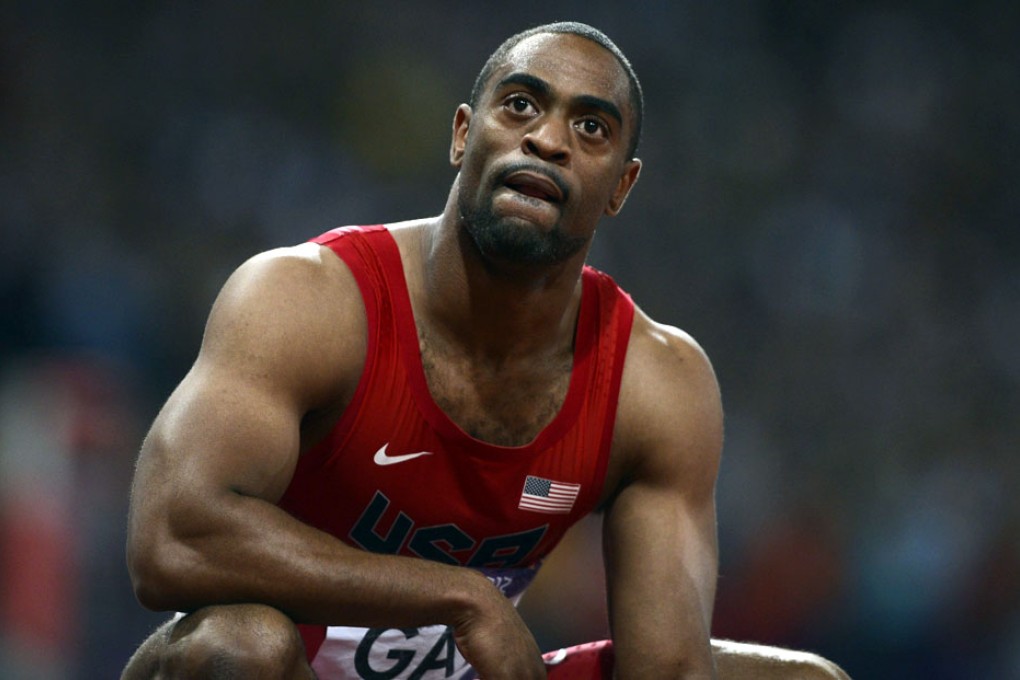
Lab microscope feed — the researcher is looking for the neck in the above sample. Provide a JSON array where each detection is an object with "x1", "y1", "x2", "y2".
[{"x1": 411, "y1": 189, "x2": 590, "y2": 363}]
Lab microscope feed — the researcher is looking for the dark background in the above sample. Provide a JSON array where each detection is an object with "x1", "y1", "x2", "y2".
[{"x1": 1, "y1": 2, "x2": 1018, "y2": 678}]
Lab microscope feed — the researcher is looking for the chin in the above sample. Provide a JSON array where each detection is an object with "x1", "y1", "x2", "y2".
[{"x1": 461, "y1": 206, "x2": 585, "y2": 266}]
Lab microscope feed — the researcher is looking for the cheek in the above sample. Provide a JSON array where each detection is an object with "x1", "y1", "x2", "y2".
[
  {"x1": 463, "y1": 119, "x2": 505, "y2": 158},
  {"x1": 461, "y1": 131, "x2": 498, "y2": 175},
  {"x1": 458, "y1": 145, "x2": 488, "y2": 190},
  {"x1": 576, "y1": 174, "x2": 621, "y2": 214}
]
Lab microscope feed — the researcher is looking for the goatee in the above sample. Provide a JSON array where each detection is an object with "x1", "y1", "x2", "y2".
[{"x1": 458, "y1": 195, "x2": 587, "y2": 266}]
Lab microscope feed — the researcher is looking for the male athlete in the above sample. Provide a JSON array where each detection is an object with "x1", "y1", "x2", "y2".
[{"x1": 123, "y1": 22, "x2": 850, "y2": 679}]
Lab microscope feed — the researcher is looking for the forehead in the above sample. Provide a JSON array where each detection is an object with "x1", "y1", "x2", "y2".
[{"x1": 489, "y1": 33, "x2": 632, "y2": 115}]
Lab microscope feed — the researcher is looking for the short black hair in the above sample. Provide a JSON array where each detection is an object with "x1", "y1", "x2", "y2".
[{"x1": 468, "y1": 22, "x2": 644, "y2": 159}]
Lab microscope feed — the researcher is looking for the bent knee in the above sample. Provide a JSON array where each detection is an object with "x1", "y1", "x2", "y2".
[
  {"x1": 782, "y1": 652, "x2": 851, "y2": 680},
  {"x1": 712, "y1": 639, "x2": 851, "y2": 680},
  {"x1": 164, "y1": 604, "x2": 309, "y2": 678}
]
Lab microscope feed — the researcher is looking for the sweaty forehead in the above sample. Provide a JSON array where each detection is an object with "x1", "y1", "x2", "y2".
[{"x1": 491, "y1": 33, "x2": 632, "y2": 115}]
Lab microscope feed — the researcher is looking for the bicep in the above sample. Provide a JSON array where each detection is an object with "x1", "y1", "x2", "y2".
[
  {"x1": 138, "y1": 360, "x2": 303, "y2": 508},
  {"x1": 130, "y1": 245, "x2": 360, "y2": 535},
  {"x1": 127, "y1": 340, "x2": 311, "y2": 590}
]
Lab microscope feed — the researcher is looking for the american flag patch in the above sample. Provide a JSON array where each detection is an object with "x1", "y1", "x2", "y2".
[{"x1": 518, "y1": 475, "x2": 581, "y2": 514}]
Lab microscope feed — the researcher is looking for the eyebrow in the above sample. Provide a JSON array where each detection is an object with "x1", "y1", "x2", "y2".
[{"x1": 495, "y1": 72, "x2": 624, "y2": 127}]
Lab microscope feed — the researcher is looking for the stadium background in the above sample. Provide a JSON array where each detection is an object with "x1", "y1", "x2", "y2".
[{"x1": 1, "y1": 1, "x2": 1017, "y2": 678}]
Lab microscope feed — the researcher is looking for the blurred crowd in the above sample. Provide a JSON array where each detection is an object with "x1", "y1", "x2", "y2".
[{"x1": 2, "y1": 2, "x2": 1017, "y2": 678}]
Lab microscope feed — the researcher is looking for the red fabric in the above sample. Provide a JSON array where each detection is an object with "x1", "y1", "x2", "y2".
[
  {"x1": 544, "y1": 640, "x2": 615, "y2": 679},
  {"x1": 278, "y1": 226, "x2": 634, "y2": 665}
]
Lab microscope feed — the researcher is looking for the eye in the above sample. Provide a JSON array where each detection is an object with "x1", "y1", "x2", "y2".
[
  {"x1": 576, "y1": 116, "x2": 610, "y2": 140},
  {"x1": 503, "y1": 94, "x2": 536, "y2": 116}
]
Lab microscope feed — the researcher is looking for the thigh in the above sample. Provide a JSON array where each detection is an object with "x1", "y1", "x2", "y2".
[
  {"x1": 711, "y1": 639, "x2": 851, "y2": 680},
  {"x1": 540, "y1": 639, "x2": 850, "y2": 680}
]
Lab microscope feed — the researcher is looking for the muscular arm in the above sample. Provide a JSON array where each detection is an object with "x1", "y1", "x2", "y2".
[
  {"x1": 126, "y1": 243, "x2": 542, "y2": 676},
  {"x1": 603, "y1": 313, "x2": 723, "y2": 679}
]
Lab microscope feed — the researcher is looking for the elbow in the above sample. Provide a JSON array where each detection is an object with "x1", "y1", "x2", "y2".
[
  {"x1": 129, "y1": 560, "x2": 175, "y2": 612},
  {"x1": 127, "y1": 531, "x2": 196, "y2": 612}
]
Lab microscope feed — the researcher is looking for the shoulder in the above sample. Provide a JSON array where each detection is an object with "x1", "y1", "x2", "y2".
[
  {"x1": 197, "y1": 241, "x2": 367, "y2": 410},
  {"x1": 212, "y1": 241, "x2": 359, "y2": 322},
  {"x1": 612, "y1": 305, "x2": 723, "y2": 486},
  {"x1": 619, "y1": 306, "x2": 722, "y2": 433}
]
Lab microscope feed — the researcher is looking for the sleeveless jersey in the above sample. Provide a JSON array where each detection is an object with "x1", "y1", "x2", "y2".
[{"x1": 277, "y1": 225, "x2": 634, "y2": 679}]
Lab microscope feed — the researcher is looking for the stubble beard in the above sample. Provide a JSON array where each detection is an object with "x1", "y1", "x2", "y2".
[{"x1": 457, "y1": 192, "x2": 588, "y2": 267}]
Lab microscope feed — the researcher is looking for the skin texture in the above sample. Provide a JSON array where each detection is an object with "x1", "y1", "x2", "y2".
[{"x1": 124, "y1": 29, "x2": 850, "y2": 680}]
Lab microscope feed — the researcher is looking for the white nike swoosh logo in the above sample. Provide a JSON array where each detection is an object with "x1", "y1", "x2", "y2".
[{"x1": 373, "y1": 443, "x2": 434, "y2": 466}]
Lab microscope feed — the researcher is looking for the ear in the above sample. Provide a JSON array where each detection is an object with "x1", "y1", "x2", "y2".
[
  {"x1": 450, "y1": 104, "x2": 472, "y2": 168},
  {"x1": 605, "y1": 159, "x2": 642, "y2": 216}
]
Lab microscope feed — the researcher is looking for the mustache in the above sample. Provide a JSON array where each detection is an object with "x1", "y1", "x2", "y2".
[{"x1": 493, "y1": 161, "x2": 570, "y2": 203}]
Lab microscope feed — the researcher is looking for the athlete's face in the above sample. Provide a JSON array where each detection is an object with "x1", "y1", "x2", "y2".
[{"x1": 451, "y1": 33, "x2": 641, "y2": 266}]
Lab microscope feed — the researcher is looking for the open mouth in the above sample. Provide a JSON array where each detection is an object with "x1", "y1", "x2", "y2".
[{"x1": 503, "y1": 171, "x2": 564, "y2": 204}]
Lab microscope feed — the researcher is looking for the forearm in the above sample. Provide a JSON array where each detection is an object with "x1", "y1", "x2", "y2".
[
  {"x1": 128, "y1": 489, "x2": 493, "y2": 629},
  {"x1": 609, "y1": 582, "x2": 715, "y2": 680},
  {"x1": 603, "y1": 480, "x2": 718, "y2": 678},
  {"x1": 607, "y1": 531, "x2": 717, "y2": 679},
  {"x1": 127, "y1": 360, "x2": 495, "y2": 630},
  {"x1": 611, "y1": 612, "x2": 715, "y2": 680}
]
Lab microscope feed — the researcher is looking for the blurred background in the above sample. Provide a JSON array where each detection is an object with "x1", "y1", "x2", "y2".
[{"x1": 1, "y1": 1, "x2": 1017, "y2": 678}]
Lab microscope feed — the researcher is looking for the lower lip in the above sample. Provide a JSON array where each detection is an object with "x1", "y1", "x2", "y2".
[
  {"x1": 495, "y1": 187, "x2": 560, "y2": 220},
  {"x1": 505, "y1": 182, "x2": 561, "y2": 203}
]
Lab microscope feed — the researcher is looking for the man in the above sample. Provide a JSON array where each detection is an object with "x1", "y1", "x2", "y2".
[{"x1": 123, "y1": 22, "x2": 850, "y2": 679}]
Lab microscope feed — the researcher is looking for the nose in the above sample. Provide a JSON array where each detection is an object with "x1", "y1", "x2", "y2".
[{"x1": 521, "y1": 117, "x2": 571, "y2": 165}]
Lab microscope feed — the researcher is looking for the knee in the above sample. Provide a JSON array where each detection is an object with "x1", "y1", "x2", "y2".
[
  {"x1": 712, "y1": 639, "x2": 851, "y2": 680},
  {"x1": 791, "y1": 652, "x2": 851, "y2": 680},
  {"x1": 768, "y1": 650, "x2": 851, "y2": 680},
  {"x1": 163, "y1": 604, "x2": 309, "y2": 679}
]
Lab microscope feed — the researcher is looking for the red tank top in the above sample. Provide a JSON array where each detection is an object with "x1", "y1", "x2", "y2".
[{"x1": 277, "y1": 225, "x2": 634, "y2": 676}]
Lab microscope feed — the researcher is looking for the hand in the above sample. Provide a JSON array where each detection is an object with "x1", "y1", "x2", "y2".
[{"x1": 451, "y1": 577, "x2": 546, "y2": 679}]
